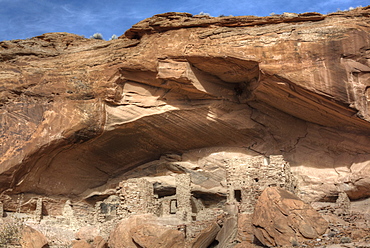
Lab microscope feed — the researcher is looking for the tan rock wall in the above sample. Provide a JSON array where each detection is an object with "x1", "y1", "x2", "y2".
[{"x1": 0, "y1": 7, "x2": 370, "y2": 214}]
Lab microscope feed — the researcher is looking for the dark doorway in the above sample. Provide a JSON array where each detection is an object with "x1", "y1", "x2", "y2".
[{"x1": 234, "y1": 190, "x2": 241, "y2": 202}]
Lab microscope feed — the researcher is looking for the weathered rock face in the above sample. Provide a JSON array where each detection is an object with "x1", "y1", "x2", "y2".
[
  {"x1": 20, "y1": 225, "x2": 48, "y2": 248},
  {"x1": 1, "y1": 7, "x2": 370, "y2": 203},
  {"x1": 108, "y1": 214, "x2": 185, "y2": 248},
  {"x1": 1, "y1": 5, "x2": 370, "y2": 247},
  {"x1": 252, "y1": 187, "x2": 328, "y2": 246}
]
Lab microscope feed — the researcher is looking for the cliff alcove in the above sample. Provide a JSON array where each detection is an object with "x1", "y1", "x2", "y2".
[{"x1": 1, "y1": 6, "x2": 370, "y2": 247}]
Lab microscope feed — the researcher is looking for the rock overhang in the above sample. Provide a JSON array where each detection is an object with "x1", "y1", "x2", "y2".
[{"x1": 1, "y1": 7, "x2": 370, "y2": 205}]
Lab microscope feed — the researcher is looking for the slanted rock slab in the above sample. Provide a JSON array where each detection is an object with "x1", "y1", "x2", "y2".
[{"x1": 190, "y1": 221, "x2": 221, "y2": 248}]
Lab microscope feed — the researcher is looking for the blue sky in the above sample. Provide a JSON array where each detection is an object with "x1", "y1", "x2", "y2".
[{"x1": 0, "y1": 0, "x2": 368, "y2": 41}]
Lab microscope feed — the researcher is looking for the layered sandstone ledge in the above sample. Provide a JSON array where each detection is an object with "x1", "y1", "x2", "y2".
[{"x1": 1, "y1": 6, "x2": 370, "y2": 247}]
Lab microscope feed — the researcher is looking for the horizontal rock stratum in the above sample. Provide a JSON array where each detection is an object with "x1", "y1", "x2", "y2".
[{"x1": 1, "y1": 6, "x2": 370, "y2": 247}]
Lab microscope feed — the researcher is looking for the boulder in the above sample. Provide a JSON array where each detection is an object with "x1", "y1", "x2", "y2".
[
  {"x1": 72, "y1": 240, "x2": 93, "y2": 248},
  {"x1": 72, "y1": 234, "x2": 107, "y2": 248},
  {"x1": 252, "y1": 187, "x2": 328, "y2": 247},
  {"x1": 130, "y1": 224, "x2": 165, "y2": 247},
  {"x1": 233, "y1": 242, "x2": 256, "y2": 248},
  {"x1": 20, "y1": 225, "x2": 48, "y2": 248},
  {"x1": 108, "y1": 215, "x2": 145, "y2": 248},
  {"x1": 130, "y1": 224, "x2": 185, "y2": 248},
  {"x1": 93, "y1": 236, "x2": 108, "y2": 248},
  {"x1": 75, "y1": 225, "x2": 100, "y2": 243},
  {"x1": 148, "y1": 229, "x2": 185, "y2": 248},
  {"x1": 108, "y1": 214, "x2": 185, "y2": 248}
]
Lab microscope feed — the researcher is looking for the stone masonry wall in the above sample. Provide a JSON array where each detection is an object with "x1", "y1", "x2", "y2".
[
  {"x1": 176, "y1": 174, "x2": 192, "y2": 222},
  {"x1": 117, "y1": 178, "x2": 156, "y2": 218},
  {"x1": 226, "y1": 155, "x2": 297, "y2": 213}
]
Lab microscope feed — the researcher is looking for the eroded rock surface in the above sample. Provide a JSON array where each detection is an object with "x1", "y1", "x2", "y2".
[
  {"x1": 1, "y1": 7, "x2": 370, "y2": 202},
  {"x1": 20, "y1": 225, "x2": 48, "y2": 248},
  {"x1": 0, "y1": 6, "x2": 370, "y2": 247},
  {"x1": 108, "y1": 214, "x2": 185, "y2": 248},
  {"x1": 252, "y1": 187, "x2": 328, "y2": 246}
]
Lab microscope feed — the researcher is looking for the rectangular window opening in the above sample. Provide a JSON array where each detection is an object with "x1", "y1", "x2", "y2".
[{"x1": 170, "y1": 199, "x2": 177, "y2": 214}]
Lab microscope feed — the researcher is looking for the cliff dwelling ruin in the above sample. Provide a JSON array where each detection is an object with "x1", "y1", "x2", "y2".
[
  {"x1": 1, "y1": 6, "x2": 370, "y2": 247},
  {"x1": 0, "y1": 152, "x2": 300, "y2": 246},
  {"x1": 91, "y1": 155, "x2": 297, "y2": 223},
  {"x1": 0, "y1": 154, "x2": 295, "y2": 223}
]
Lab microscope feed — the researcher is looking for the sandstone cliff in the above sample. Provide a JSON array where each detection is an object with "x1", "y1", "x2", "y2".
[{"x1": 1, "y1": 6, "x2": 370, "y2": 247}]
